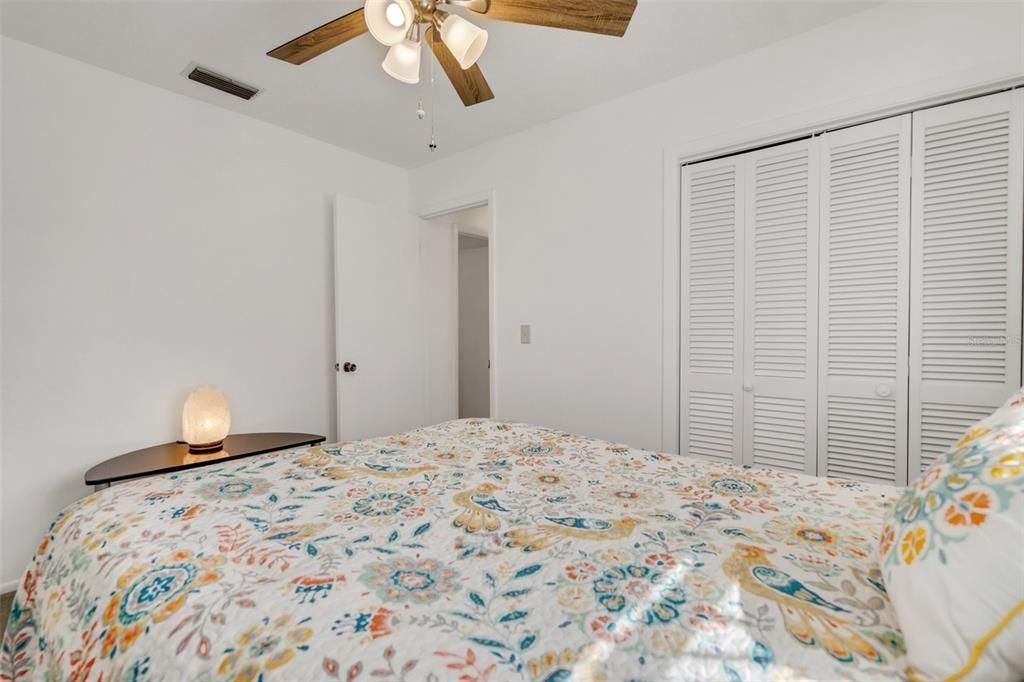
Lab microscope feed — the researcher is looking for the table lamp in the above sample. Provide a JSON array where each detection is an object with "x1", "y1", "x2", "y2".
[{"x1": 181, "y1": 385, "x2": 230, "y2": 453}]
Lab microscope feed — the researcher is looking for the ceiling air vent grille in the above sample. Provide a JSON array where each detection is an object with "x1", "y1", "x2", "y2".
[{"x1": 187, "y1": 67, "x2": 260, "y2": 101}]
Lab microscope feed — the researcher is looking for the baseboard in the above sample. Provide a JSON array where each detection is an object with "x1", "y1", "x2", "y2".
[{"x1": 0, "y1": 579, "x2": 20, "y2": 595}]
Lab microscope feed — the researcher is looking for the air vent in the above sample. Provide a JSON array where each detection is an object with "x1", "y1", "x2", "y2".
[{"x1": 187, "y1": 67, "x2": 260, "y2": 101}]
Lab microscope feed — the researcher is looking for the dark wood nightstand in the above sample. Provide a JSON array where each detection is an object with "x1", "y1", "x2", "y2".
[{"x1": 84, "y1": 432, "x2": 326, "y2": 490}]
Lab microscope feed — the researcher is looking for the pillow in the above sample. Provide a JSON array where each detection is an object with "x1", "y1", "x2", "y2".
[{"x1": 880, "y1": 387, "x2": 1024, "y2": 682}]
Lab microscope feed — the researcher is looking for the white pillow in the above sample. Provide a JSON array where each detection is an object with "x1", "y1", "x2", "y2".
[{"x1": 879, "y1": 387, "x2": 1024, "y2": 682}]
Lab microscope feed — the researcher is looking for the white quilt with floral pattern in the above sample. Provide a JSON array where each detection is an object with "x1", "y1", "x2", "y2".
[{"x1": 2, "y1": 419, "x2": 907, "y2": 681}]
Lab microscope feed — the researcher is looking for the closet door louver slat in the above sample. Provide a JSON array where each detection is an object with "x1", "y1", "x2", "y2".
[
  {"x1": 918, "y1": 402, "x2": 997, "y2": 471},
  {"x1": 680, "y1": 157, "x2": 745, "y2": 463},
  {"x1": 743, "y1": 139, "x2": 819, "y2": 474},
  {"x1": 909, "y1": 91, "x2": 1024, "y2": 477},
  {"x1": 818, "y1": 115, "x2": 911, "y2": 485}
]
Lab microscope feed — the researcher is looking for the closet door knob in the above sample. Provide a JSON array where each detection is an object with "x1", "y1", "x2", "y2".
[
  {"x1": 742, "y1": 383, "x2": 754, "y2": 392},
  {"x1": 875, "y1": 384, "x2": 892, "y2": 398}
]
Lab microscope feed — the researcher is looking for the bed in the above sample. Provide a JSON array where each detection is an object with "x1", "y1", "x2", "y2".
[{"x1": 1, "y1": 419, "x2": 907, "y2": 681}]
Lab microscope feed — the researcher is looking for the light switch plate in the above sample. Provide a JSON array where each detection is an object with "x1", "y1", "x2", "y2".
[{"x1": 520, "y1": 324, "x2": 531, "y2": 344}]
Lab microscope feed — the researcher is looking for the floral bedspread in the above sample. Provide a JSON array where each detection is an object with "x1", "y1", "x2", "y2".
[{"x1": 2, "y1": 419, "x2": 907, "y2": 681}]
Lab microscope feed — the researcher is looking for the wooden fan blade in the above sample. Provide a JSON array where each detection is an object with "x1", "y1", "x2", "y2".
[
  {"x1": 427, "y1": 27, "x2": 495, "y2": 107},
  {"x1": 267, "y1": 8, "x2": 368, "y2": 65},
  {"x1": 469, "y1": 0, "x2": 636, "y2": 37}
]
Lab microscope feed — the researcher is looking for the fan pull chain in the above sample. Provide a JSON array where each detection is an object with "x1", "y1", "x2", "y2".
[
  {"x1": 415, "y1": 28, "x2": 425, "y2": 121},
  {"x1": 428, "y1": 42, "x2": 437, "y2": 152}
]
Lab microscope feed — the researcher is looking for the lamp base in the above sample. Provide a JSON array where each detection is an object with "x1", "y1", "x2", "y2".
[
  {"x1": 183, "y1": 449, "x2": 230, "y2": 465},
  {"x1": 187, "y1": 440, "x2": 225, "y2": 454}
]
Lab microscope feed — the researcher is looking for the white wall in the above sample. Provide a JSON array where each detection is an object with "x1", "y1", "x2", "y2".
[
  {"x1": 410, "y1": 2, "x2": 1024, "y2": 451},
  {"x1": 0, "y1": 37, "x2": 409, "y2": 588},
  {"x1": 459, "y1": 240, "x2": 490, "y2": 418}
]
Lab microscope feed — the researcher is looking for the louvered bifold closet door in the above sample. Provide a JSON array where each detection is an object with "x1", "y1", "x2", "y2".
[
  {"x1": 680, "y1": 156, "x2": 745, "y2": 464},
  {"x1": 742, "y1": 139, "x2": 819, "y2": 474},
  {"x1": 818, "y1": 115, "x2": 911, "y2": 484},
  {"x1": 909, "y1": 90, "x2": 1024, "y2": 477}
]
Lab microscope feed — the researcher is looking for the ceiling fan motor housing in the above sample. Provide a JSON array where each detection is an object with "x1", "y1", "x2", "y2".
[{"x1": 414, "y1": 0, "x2": 437, "y2": 20}]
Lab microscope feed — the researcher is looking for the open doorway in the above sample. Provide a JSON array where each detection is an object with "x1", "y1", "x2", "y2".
[
  {"x1": 457, "y1": 230, "x2": 489, "y2": 417},
  {"x1": 422, "y1": 202, "x2": 493, "y2": 421}
]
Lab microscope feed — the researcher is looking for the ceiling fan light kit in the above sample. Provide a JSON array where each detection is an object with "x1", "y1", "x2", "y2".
[
  {"x1": 364, "y1": 0, "x2": 416, "y2": 46},
  {"x1": 267, "y1": 0, "x2": 638, "y2": 106},
  {"x1": 435, "y1": 11, "x2": 488, "y2": 69},
  {"x1": 382, "y1": 35, "x2": 422, "y2": 84}
]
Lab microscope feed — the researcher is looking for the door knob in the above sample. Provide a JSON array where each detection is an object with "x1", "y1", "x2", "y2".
[
  {"x1": 342, "y1": 362, "x2": 357, "y2": 373},
  {"x1": 743, "y1": 383, "x2": 753, "y2": 392}
]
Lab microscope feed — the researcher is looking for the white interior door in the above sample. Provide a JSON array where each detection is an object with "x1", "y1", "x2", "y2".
[
  {"x1": 908, "y1": 90, "x2": 1024, "y2": 476},
  {"x1": 334, "y1": 195, "x2": 428, "y2": 441},
  {"x1": 680, "y1": 156, "x2": 745, "y2": 464},
  {"x1": 818, "y1": 114, "x2": 911, "y2": 484},
  {"x1": 742, "y1": 138, "x2": 819, "y2": 474}
]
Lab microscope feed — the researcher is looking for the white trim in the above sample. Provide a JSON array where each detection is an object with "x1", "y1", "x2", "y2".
[
  {"x1": 672, "y1": 74, "x2": 1023, "y2": 168},
  {"x1": 450, "y1": 224, "x2": 461, "y2": 419},
  {"x1": 416, "y1": 189, "x2": 499, "y2": 419},
  {"x1": 660, "y1": 148, "x2": 681, "y2": 454},
  {"x1": 418, "y1": 219, "x2": 429, "y2": 431},
  {"x1": 661, "y1": 74, "x2": 1024, "y2": 453},
  {"x1": 1, "y1": 578, "x2": 19, "y2": 595},
  {"x1": 418, "y1": 190, "x2": 489, "y2": 219}
]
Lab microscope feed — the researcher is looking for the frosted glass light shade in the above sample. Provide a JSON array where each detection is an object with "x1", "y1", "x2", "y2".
[
  {"x1": 439, "y1": 14, "x2": 488, "y2": 69},
  {"x1": 382, "y1": 39, "x2": 421, "y2": 84},
  {"x1": 365, "y1": 0, "x2": 414, "y2": 46},
  {"x1": 181, "y1": 386, "x2": 230, "y2": 451}
]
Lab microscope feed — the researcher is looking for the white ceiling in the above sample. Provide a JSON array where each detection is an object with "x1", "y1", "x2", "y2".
[{"x1": 1, "y1": 0, "x2": 872, "y2": 168}]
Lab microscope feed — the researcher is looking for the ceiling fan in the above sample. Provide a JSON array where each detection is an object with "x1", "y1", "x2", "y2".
[{"x1": 267, "y1": 0, "x2": 638, "y2": 107}]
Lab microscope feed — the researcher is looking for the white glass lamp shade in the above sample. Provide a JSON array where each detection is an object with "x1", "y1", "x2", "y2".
[
  {"x1": 181, "y1": 386, "x2": 230, "y2": 451},
  {"x1": 439, "y1": 14, "x2": 488, "y2": 69},
  {"x1": 382, "y1": 39, "x2": 421, "y2": 84},
  {"x1": 364, "y1": 0, "x2": 415, "y2": 46}
]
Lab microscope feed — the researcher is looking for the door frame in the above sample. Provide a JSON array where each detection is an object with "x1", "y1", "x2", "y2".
[{"x1": 418, "y1": 190, "x2": 498, "y2": 419}]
